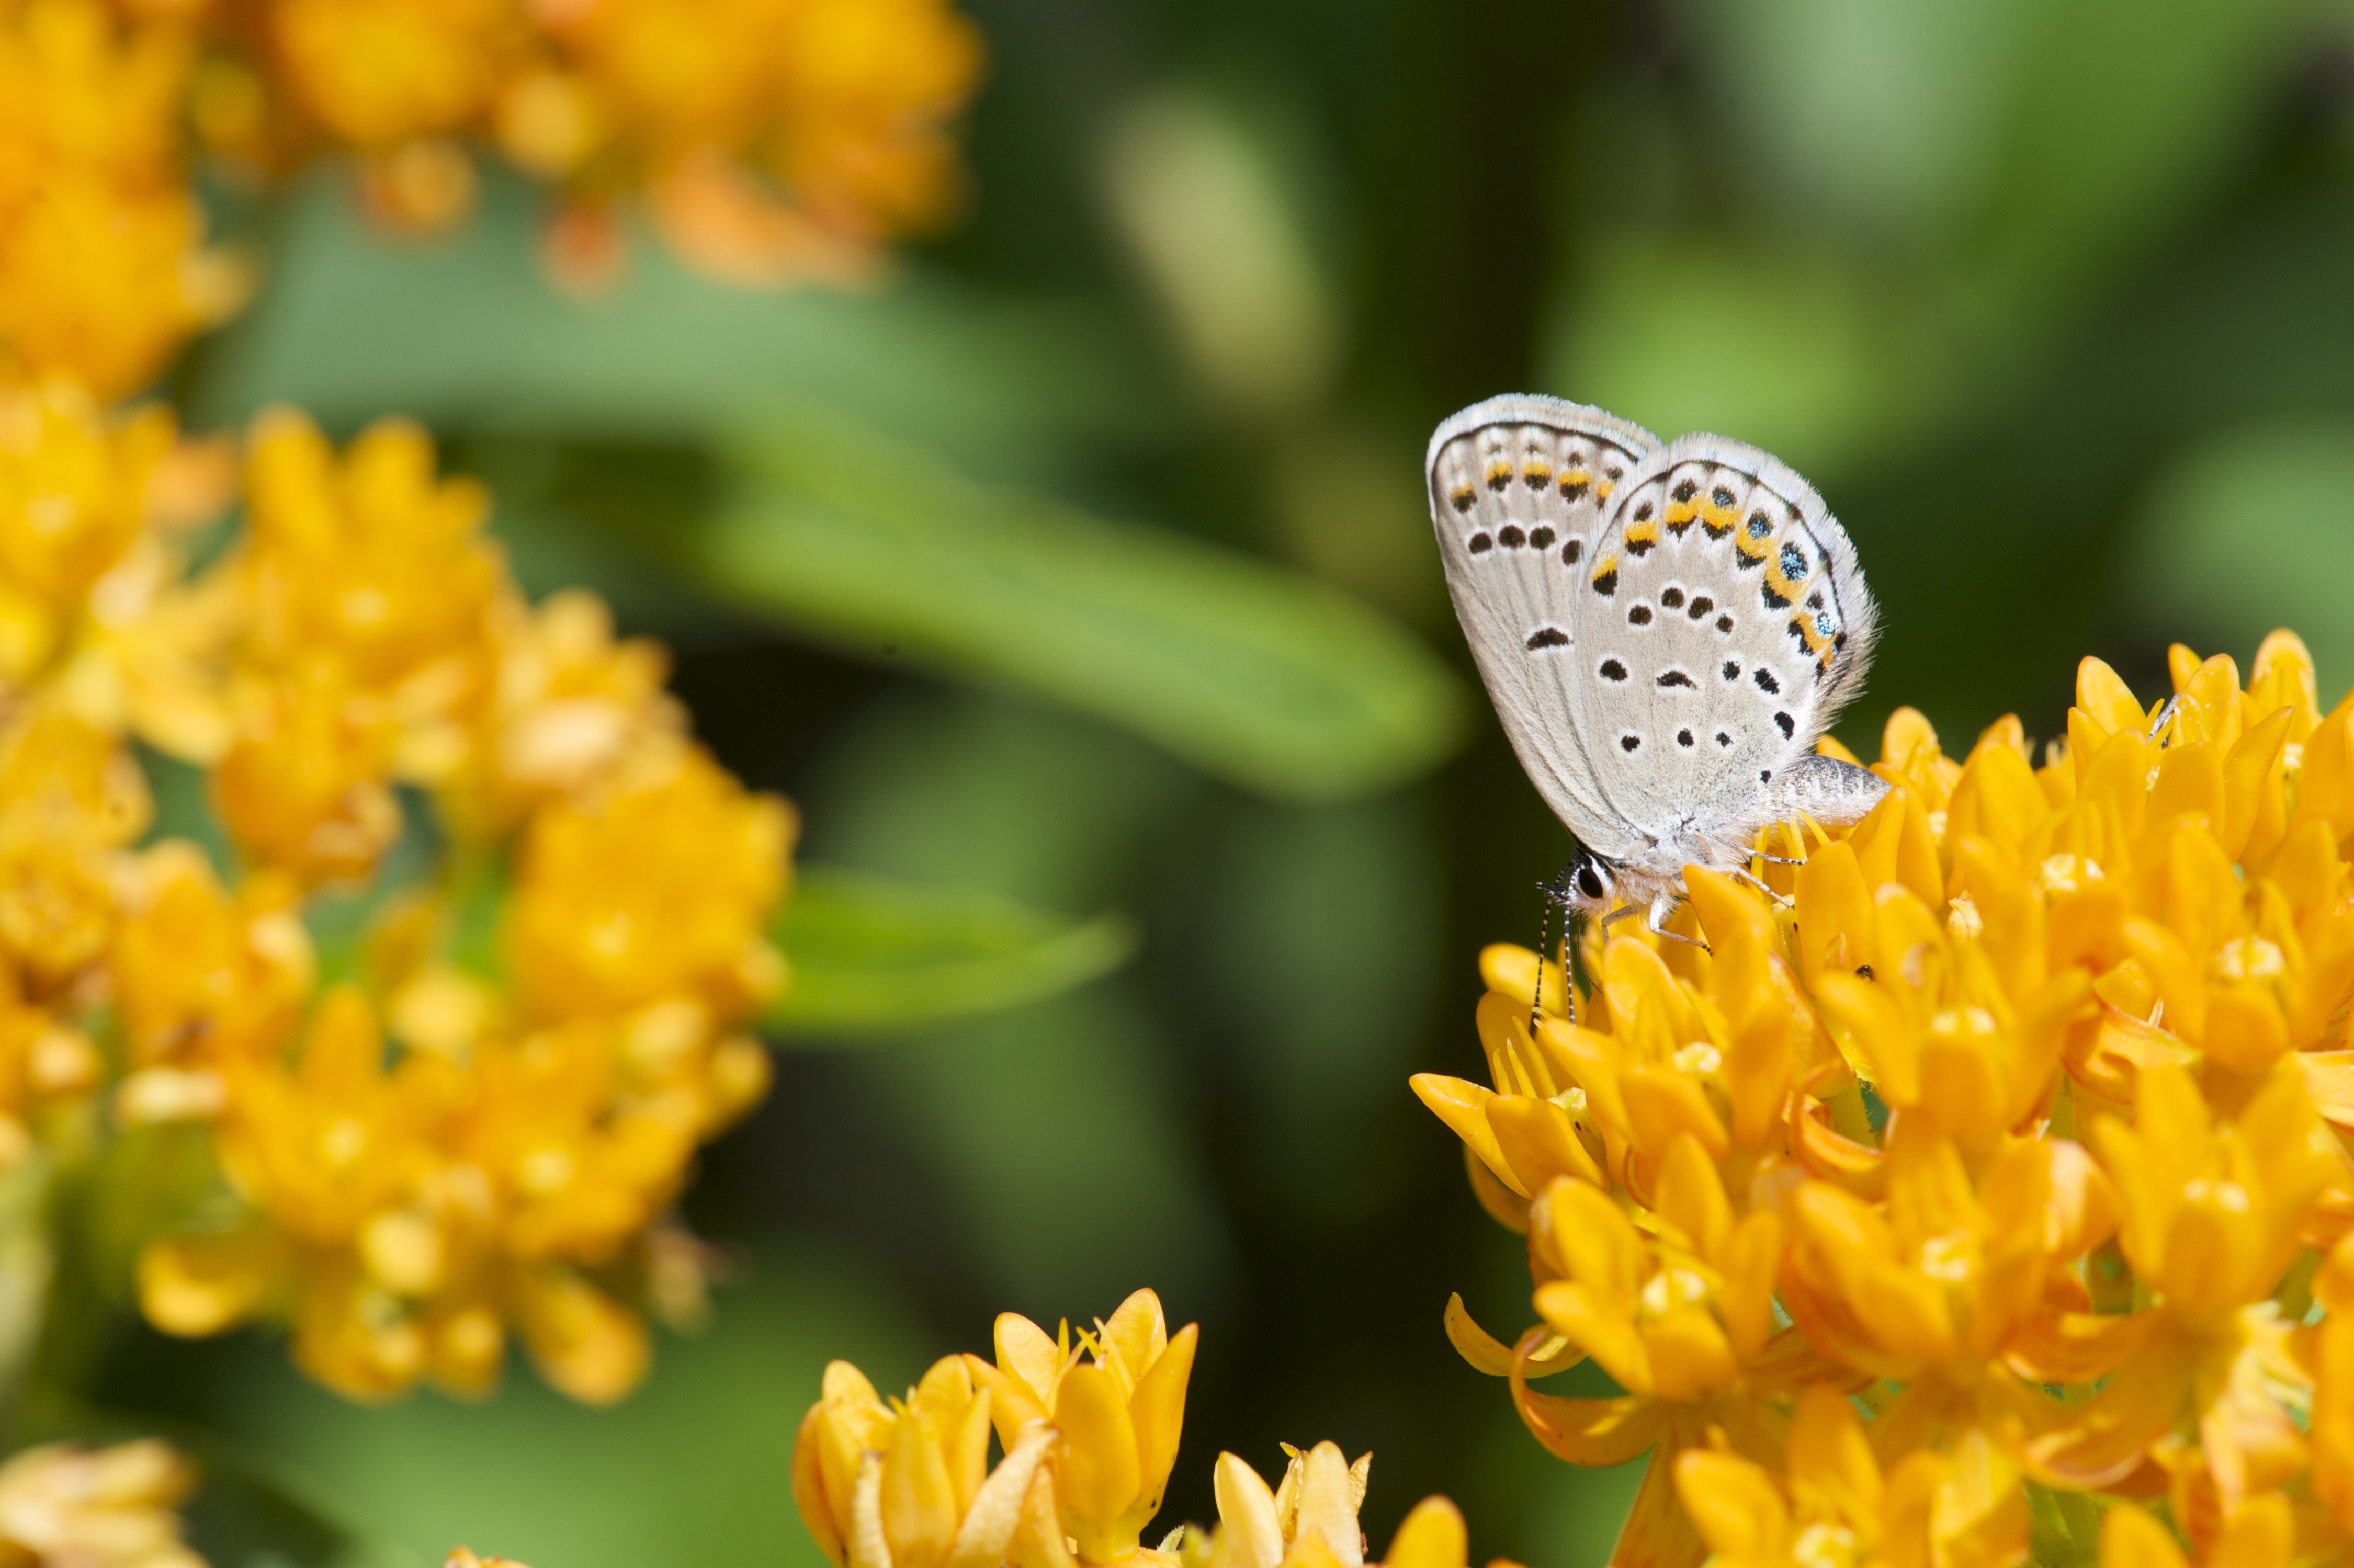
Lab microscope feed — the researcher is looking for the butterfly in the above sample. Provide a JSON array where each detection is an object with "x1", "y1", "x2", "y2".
[{"x1": 1425, "y1": 394, "x2": 1888, "y2": 940}]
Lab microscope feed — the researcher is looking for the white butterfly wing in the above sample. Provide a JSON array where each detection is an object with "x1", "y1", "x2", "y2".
[
  {"x1": 1426, "y1": 395, "x2": 1661, "y2": 858},
  {"x1": 1569, "y1": 432, "x2": 1880, "y2": 839}
]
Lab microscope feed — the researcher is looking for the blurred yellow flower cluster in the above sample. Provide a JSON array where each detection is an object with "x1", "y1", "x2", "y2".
[
  {"x1": 0, "y1": 0, "x2": 980, "y2": 395},
  {"x1": 204, "y1": 0, "x2": 983, "y2": 272},
  {"x1": 0, "y1": 1438, "x2": 206, "y2": 1568},
  {"x1": 0, "y1": 380, "x2": 790, "y2": 1405},
  {"x1": 1422, "y1": 631, "x2": 2354, "y2": 1566},
  {"x1": 0, "y1": 0, "x2": 246, "y2": 398},
  {"x1": 792, "y1": 1288, "x2": 1506, "y2": 1568}
]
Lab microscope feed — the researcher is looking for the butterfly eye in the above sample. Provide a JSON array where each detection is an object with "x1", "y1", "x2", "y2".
[{"x1": 1577, "y1": 863, "x2": 1606, "y2": 900}]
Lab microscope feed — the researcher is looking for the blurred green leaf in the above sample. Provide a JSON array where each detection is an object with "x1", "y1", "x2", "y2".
[
  {"x1": 178, "y1": 1436, "x2": 415, "y2": 1568},
  {"x1": 771, "y1": 867, "x2": 1134, "y2": 1037},
  {"x1": 1969, "y1": 0, "x2": 2315, "y2": 317},
  {"x1": 176, "y1": 1252, "x2": 925, "y2": 1568},
  {"x1": 1694, "y1": 0, "x2": 2033, "y2": 237},
  {"x1": 698, "y1": 410, "x2": 1467, "y2": 801},
  {"x1": 799, "y1": 693, "x2": 1229, "y2": 1310},
  {"x1": 1098, "y1": 90, "x2": 1342, "y2": 418},
  {"x1": 2133, "y1": 419, "x2": 2354, "y2": 698},
  {"x1": 190, "y1": 173, "x2": 1162, "y2": 477},
  {"x1": 1545, "y1": 235, "x2": 1938, "y2": 474}
]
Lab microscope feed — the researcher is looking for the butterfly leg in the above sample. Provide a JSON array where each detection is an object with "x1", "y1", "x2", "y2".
[
  {"x1": 1729, "y1": 867, "x2": 1793, "y2": 908},
  {"x1": 1645, "y1": 891, "x2": 1710, "y2": 951},
  {"x1": 2147, "y1": 694, "x2": 2186, "y2": 747}
]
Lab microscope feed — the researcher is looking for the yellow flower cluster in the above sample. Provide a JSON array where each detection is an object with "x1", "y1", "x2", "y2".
[
  {"x1": 793, "y1": 1288, "x2": 1501, "y2": 1568},
  {"x1": 1422, "y1": 631, "x2": 2354, "y2": 1566},
  {"x1": 0, "y1": 380, "x2": 790, "y2": 1404},
  {"x1": 0, "y1": 1438, "x2": 206, "y2": 1568},
  {"x1": 203, "y1": 0, "x2": 983, "y2": 273},
  {"x1": 0, "y1": 0, "x2": 979, "y2": 395},
  {"x1": 0, "y1": 0, "x2": 244, "y2": 397}
]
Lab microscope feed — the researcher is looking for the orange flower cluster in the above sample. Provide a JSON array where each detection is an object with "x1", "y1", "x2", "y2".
[
  {"x1": 199, "y1": 0, "x2": 983, "y2": 271},
  {"x1": 1421, "y1": 631, "x2": 2354, "y2": 1566},
  {"x1": 0, "y1": 0, "x2": 979, "y2": 395},
  {"x1": 0, "y1": 384, "x2": 790, "y2": 1404},
  {"x1": 793, "y1": 1288, "x2": 1507, "y2": 1568},
  {"x1": 0, "y1": 0, "x2": 243, "y2": 397}
]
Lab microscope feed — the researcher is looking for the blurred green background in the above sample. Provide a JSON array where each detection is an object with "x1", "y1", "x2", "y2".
[{"x1": 97, "y1": 0, "x2": 2354, "y2": 1563}]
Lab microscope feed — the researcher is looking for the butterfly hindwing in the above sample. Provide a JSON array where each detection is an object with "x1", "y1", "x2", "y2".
[
  {"x1": 1426, "y1": 394, "x2": 1660, "y2": 858},
  {"x1": 1571, "y1": 433, "x2": 1878, "y2": 841}
]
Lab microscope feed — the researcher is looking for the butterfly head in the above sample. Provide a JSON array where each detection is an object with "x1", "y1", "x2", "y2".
[{"x1": 1549, "y1": 847, "x2": 1619, "y2": 917}]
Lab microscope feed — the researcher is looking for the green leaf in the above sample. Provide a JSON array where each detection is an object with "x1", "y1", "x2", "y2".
[
  {"x1": 2132, "y1": 419, "x2": 2354, "y2": 699},
  {"x1": 701, "y1": 410, "x2": 1468, "y2": 801},
  {"x1": 188, "y1": 171, "x2": 1161, "y2": 476},
  {"x1": 1968, "y1": 0, "x2": 2317, "y2": 316},
  {"x1": 769, "y1": 866, "x2": 1136, "y2": 1037}
]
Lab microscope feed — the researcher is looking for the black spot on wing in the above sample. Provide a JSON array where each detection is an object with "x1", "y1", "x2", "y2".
[
  {"x1": 1592, "y1": 567, "x2": 1617, "y2": 595},
  {"x1": 1620, "y1": 734, "x2": 1642, "y2": 753},
  {"x1": 1561, "y1": 539, "x2": 1582, "y2": 565},
  {"x1": 1628, "y1": 605, "x2": 1653, "y2": 626},
  {"x1": 1529, "y1": 526, "x2": 1555, "y2": 550},
  {"x1": 1754, "y1": 668, "x2": 1780, "y2": 695},
  {"x1": 1599, "y1": 658, "x2": 1627, "y2": 682},
  {"x1": 1526, "y1": 627, "x2": 1569, "y2": 651},
  {"x1": 1657, "y1": 669, "x2": 1694, "y2": 688},
  {"x1": 1688, "y1": 595, "x2": 1713, "y2": 619},
  {"x1": 1469, "y1": 533, "x2": 1492, "y2": 554},
  {"x1": 1774, "y1": 711, "x2": 1795, "y2": 738},
  {"x1": 1499, "y1": 525, "x2": 1525, "y2": 548}
]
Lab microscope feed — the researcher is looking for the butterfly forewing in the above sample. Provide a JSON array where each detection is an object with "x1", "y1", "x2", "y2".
[
  {"x1": 1426, "y1": 395, "x2": 1659, "y2": 857},
  {"x1": 1572, "y1": 433, "x2": 1877, "y2": 839}
]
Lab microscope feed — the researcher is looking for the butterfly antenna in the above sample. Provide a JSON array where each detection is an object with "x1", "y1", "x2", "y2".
[
  {"x1": 1532, "y1": 893, "x2": 1554, "y2": 1035},
  {"x1": 1562, "y1": 912, "x2": 1579, "y2": 1028}
]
